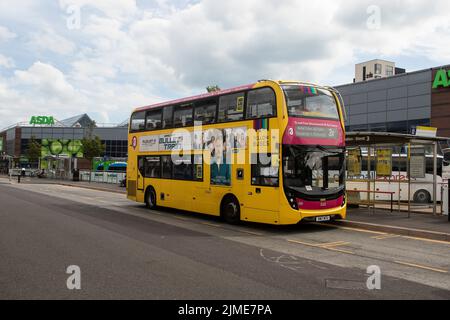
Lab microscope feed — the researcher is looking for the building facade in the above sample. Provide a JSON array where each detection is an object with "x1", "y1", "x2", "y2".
[
  {"x1": 336, "y1": 64, "x2": 450, "y2": 137},
  {"x1": 0, "y1": 114, "x2": 128, "y2": 168}
]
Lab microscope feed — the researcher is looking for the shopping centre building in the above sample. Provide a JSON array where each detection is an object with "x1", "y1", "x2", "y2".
[
  {"x1": 0, "y1": 114, "x2": 128, "y2": 170},
  {"x1": 335, "y1": 62, "x2": 450, "y2": 138}
]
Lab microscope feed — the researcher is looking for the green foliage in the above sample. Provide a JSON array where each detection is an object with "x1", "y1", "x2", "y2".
[
  {"x1": 81, "y1": 136, "x2": 106, "y2": 162},
  {"x1": 26, "y1": 136, "x2": 41, "y2": 162},
  {"x1": 206, "y1": 85, "x2": 221, "y2": 93}
]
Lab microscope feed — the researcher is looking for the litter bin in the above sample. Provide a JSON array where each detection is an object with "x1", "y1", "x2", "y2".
[{"x1": 73, "y1": 169, "x2": 80, "y2": 182}]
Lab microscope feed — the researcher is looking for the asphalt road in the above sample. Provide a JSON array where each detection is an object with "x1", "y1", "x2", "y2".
[{"x1": 1, "y1": 179, "x2": 449, "y2": 299}]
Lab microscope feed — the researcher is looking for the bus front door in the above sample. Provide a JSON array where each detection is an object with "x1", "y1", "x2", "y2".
[{"x1": 137, "y1": 156, "x2": 145, "y2": 201}]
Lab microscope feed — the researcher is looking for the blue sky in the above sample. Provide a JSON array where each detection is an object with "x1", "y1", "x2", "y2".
[{"x1": 0, "y1": 0, "x2": 449, "y2": 129}]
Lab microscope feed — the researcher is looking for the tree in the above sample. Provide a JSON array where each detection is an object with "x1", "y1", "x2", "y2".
[
  {"x1": 26, "y1": 136, "x2": 41, "y2": 165},
  {"x1": 81, "y1": 136, "x2": 106, "y2": 181},
  {"x1": 206, "y1": 85, "x2": 221, "y2": 93}
]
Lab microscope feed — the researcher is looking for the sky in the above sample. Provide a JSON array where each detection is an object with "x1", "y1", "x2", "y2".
[{"x1": 0, "y1": 0, "x2": 449, "y2": 129}]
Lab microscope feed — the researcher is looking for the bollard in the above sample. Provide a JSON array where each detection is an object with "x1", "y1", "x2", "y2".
[
  {"x1": 17, "y1": 175, "x2": 20, "y2": 183},
  {"x1": 448, "y1": 180, "x2": 450, "y2": 222}
]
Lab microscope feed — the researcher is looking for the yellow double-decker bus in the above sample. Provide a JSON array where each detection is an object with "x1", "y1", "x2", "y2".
[{"x1": 127, "y1": 80, "x2": 346, "y2": 225}]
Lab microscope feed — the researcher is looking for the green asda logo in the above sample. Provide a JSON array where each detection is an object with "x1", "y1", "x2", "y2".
[
  {"x1": 433, "y1": 69, "x2": 450, "y2": 89},
  {"x1": 29, "y1": 116, "x2": 55, "y2": 125}
]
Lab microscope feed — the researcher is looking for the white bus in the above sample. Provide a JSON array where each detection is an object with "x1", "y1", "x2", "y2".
[{"x1": 346, "y1": 153, "x2": 448, "y2": 204}]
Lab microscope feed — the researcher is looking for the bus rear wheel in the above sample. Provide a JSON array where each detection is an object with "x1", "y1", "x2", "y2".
[
  {"x1": 221, "y1": 196, "x2": 240, "y2": 224},
  {"x1": 145, "y1": 187, "x2": 157, "y2": 209},
  {"x1": 413, "y1": 189, "x2": 431, "y2": 204}
]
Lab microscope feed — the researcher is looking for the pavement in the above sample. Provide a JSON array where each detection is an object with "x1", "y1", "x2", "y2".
[
  {"x1": 1, "y1": 181, "x2": 449, "y2": 299},
  {"x1": 333, "y1": 208, "x2": 450, "y2": 242},
  {"x1": 1, "y1": 175, "x2": 126, "y2": 194}
]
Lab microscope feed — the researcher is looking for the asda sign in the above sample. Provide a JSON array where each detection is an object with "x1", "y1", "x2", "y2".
[
  {"x1": 29, "y1": 116, "x2": 55, "y2": 125},
  {"x1": 433, "y1": 69, "x2": 450, "y2": 89}
]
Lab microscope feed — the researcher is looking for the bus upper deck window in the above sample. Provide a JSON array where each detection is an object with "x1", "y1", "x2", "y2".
[
  {"x1": 246, "y1": 88, "x2": 276, "y2": 119},
  {"x1": 194, "y1": 100, "x2": 217, "y2": 125},
  {"x1": 218, "y1": 93, "x2": 244, "y2": 122},
  {"x1": 162, "y1": 106, "x2": 174, "y2": 129},
  {"x1": 146, "y1": 109, "x2": 162, "y2": 130},
  {"x1": 174, "y1": 104, "x2": 193, "y2": 127},
  {"x1": 130, "y1": 111, "x2": 146, "y2": 132}
]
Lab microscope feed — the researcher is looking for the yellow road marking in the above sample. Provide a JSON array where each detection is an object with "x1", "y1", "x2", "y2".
[
  {"x1": 372, "y1": 234, "x2": 401, "y2": 240},
  {"x1": 320, "y1": 241, "x2": 351, "y2": 248},
  {"x1": 174, "y1": 216, "x2": 188, "y2": 221},
  {"x1": 287, "y1": 239, "x2": 355, "y2": 254},
  {"x1": 311, "y1": 223, "x2": 386, "y2": 235},
  {"x1": 394, "y1": 261, "x2": 448, "y2": 274},
  {"x1": 402, "y1": 236, "x2": 450, "y2": 246}
]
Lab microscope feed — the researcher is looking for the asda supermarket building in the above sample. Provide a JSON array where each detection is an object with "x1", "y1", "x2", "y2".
[{"x1": 0, "y1": 114, "x2": 128, "y2": 170}]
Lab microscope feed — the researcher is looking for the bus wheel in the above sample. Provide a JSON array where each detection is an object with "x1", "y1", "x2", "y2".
[
  {"x1": 221, "y1": 196, "x2": 240, "y2": 224},
  {"x1": 413, "y1": 189, "x2": 431, "y2": 204},
  {"x1": 145, "y1": 187, "x2": 157, "y2": 209}
]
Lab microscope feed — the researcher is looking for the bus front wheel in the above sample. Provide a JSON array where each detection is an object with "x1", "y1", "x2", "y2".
[
  {"x1": 145, "y1": 187, "x2": 157, "y2": 209},
  {"x1": 221, "y1": 196, "x2": 240, "y2": 224},
  {"x1": 413, "y1": 189, "x2": 431, "y2": 204}
]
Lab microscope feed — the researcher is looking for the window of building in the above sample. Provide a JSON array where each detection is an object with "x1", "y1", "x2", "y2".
[
  {"x1": 144, "y1": 156, "x2": 161, "y2": 178},
  {"x1": 194, "y1": 100, "x2": 217, "y2": 125},
  {"x1": 251, "y1": 154, "x2": 279, "y2": 187},
  {"x1": 374, "y1": 63, "x2": 382, "y2": 75},
  {"x1": 130, "y1": 111, "x2": 146, "y2": 132},
  {"x1": 146, "y1": 110, "x2": 162, "y2": 130},
  {"x1": 162, "y1": 106, "x2": 173, "y2": 129},
  {"x1": 386, "y1": 65, "x2": 394, "y2": 77},
  {"x1": 173, "y1": 104, "x2": 193, "y2": 127},
  {"x1": 246, "y1": 88, "x2": 276, "y2": 119},
  {"x1": 218, "y1": 93, "x2": 245, "y2": 122}
]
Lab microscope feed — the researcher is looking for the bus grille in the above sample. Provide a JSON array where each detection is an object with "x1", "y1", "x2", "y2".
[{"x1": 127, "y1": 180, "x2": 136, "y2": 197}]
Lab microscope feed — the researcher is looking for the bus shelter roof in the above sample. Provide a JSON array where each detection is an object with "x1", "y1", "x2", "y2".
[{"x1": 346, "y1": 132, "x2": 450, "y2": 147}]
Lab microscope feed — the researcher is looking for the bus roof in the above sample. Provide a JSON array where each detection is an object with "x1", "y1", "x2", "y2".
[
  {"x1": 133, "y1": 80, "x2": 336, "y2": 113},
  {"x1": 134, "y1": 83, "x2": 256, "y2": 113}
]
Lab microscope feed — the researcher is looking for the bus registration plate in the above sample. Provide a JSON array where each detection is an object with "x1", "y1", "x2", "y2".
[{"x1": 316, "y1": 216, "x2": 331, "y2": 222}]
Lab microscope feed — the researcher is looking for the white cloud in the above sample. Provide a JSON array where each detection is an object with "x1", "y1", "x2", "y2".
[
  {"x1": 14, "y1": 61, "x2": 76, "y2": 99},
  {"x1": 28, "y1": 28, "x2": 76, "y2": 55},
  {"x1": 0, "y1": 54, "x2": 15, "y2": 68},
  {"x1": 0, "y1": 25, "x2": 16, "y2": 42}
]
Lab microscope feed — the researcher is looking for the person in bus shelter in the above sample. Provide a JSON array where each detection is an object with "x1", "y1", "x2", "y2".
[{"x1": 210, "y1": 131, "x2": 231, "y2": 186}]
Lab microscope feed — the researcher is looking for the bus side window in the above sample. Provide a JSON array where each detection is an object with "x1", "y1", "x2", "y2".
[
  {"x1": 194, "y1": 100, "x2": 217, "y2": 125},
  {"x1": 174, "y1": 104, "x2": 193, "y2": 127},
  {"x1": 145, "y1": 156, "x2": 161, "y2": 178},
  {"x1": 146, "y1": 109, "x2": 162, "y2": 130},
  {"x1": 246, "y1": 87, "x2": 276, "y2": 119},
  {"x1": 162, "y1": 106, "x2": 174, "y2": 129},
  {"x1": 161, "y1": 156, "x2": 173, "y2": 179},
  {"x1": 218, "y1": 93, "x2": 244, "y2": 122},
  {"x1": 251, "y1": 154, "x2": 279, "y2": 187},
  {"x1": 130, "y1": 111, "x2": 146, "y2": 132}
]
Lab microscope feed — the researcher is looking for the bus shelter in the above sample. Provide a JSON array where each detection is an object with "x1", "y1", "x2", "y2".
[{"x1": 345, "y1": 132, "x2": 449, "y2": 217}]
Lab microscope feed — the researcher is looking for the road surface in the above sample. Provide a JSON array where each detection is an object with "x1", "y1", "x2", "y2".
[{"x1": 0, "y1": 180, "x2": 449, "y2": 299}]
